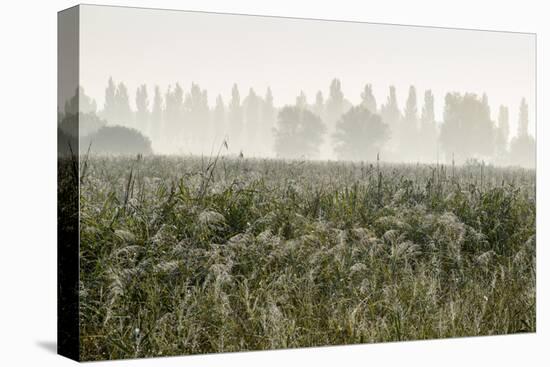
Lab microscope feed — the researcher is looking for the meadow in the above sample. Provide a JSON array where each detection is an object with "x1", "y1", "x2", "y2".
[{"x1": 77, "y1": 155, "x2": 536, "y2": 360}]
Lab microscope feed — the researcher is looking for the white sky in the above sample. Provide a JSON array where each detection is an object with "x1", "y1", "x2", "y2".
[{"x1": 79, "y1": 4, "x2": 536, "y2": 137}]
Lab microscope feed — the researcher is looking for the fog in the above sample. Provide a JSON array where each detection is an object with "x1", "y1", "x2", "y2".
[{"x1": 65, "y1": 5, "x2": 535, "y2": 167}]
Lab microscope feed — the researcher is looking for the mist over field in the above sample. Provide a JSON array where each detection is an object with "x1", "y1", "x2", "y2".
[
  {"x1": 59, "y1": 78, "x2": 535, "y2": 168},
  {"x1": 58, "y1": 4, "x2": 535, "y2": 168}
]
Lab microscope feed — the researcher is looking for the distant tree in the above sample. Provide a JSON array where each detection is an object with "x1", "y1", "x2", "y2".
[
  {"x1": 243, "y1": 88, "x2": 261, "y2": 153},
  {"x1": 296, "y1": 91, "x2": 308, "y2": 110},
  {"x1": 150, "y1": 85, "x2": 163, "y2": 141},
  {"x1": 325, "y1": 78, "x2": 345, "y2": 126},
  {"x1": 440, "y1": 92, "x2": 495, "y2": 163},
  {"x1": 380, "y1": 86, "x2": 402, "y2": 153},
  {"x1": 333, "y1": 106, "x2": 389, "y2": 161},
  {"x1": 494, "y1": 105, "x2": 510, "y2": 162},
  {"x1": 113, "y1": 82, "x2": 133, "y2": 127},
  {"x1": 103, "y1": 77, "x2": 116, "y2": 123},
  {"x1": 360, "y1": 84, "x2": 377, "y2": 113},
  {"x1": 213, "y1": 94, "x2": 226, "y2": 134},
  {"x1": 81, "y1": 89, "x2": 97, "y2": 114},
  {"x1": 323, "y1": 79, "x2": 347, "y2": 159},
  {"x1": 228, "y1": 83, "x2": 243, "y2": 148},
  {"x1": 185, "y1": 83, "x2": 210, "y2": 142},
  {"x1": 517, "y1": 97, "x2": 529, "y2": 137},
  {"x1": 262, "y1": 87, "x2": 276, "y2": 132},
  {"x1": 482, "y1": 93, "x2": 491, "y2": 119},
  {"x1": 274, "y1": 105, "x2": 326, "y2": 159},
  {"x1": 419, "y1": 90, "x2": 438, "y2": 161},
  {"x1": 421, "y1": 90, "x2": 435, "y2": 125},
  {"x1": 380, "y1": 86, "x2": 401, "y2": 124},
  {"x1": 260, "y1": 87, "x2": 276, "y2": 156},
  {"x1": 164, "y1": 83, "x2": 184, "y2": 138},
  {"x1": 135, "y1": 84, "x2": 149, "y2": 133},
  {"x1": 64, "y1": 86, "x2": 97, "y2": 116},
  {"x1": 509, "y1": 98, "x2": 535, "y2": 168},
  {"x1": 403, "y1": 86, "x2": 418, "y2": 125},
  {"x1": 59, "y1": 111, "x2": 106, "y2": 138},
  {"x1": 61, "y1": 87, "x2": 102, "y2": 141},
  {"x1": 82, "y1": 125, "x2": 153, "y2": 155},
  {"x1": 312, "y1": 90, "x2": 325, "y2": 119},
  {"x1": 401, "y1": 86, "x2": 420, "y2": 161}
]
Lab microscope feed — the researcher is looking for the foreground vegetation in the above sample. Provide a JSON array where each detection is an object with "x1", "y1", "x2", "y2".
[{"x1": 78, "y1": 155, "x2": 536, "y2": 360}]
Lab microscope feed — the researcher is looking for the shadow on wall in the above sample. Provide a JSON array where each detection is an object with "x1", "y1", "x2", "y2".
[{"x1": 36, "y1": 340, "x2": 57, "y2": 355}]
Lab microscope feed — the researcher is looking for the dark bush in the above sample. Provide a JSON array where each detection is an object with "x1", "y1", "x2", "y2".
[{"x1": 82, "y1": 125, "x2": 153, "y2": 155}]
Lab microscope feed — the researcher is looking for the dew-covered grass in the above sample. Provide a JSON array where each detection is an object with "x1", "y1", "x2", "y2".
[{"x1": 77, "y1": 155, "x2": 535, "y2": 360}]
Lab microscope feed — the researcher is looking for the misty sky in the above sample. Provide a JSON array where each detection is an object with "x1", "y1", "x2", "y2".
[{"x1": 79, "y1": 4, "x2": 536, "y2": 138}]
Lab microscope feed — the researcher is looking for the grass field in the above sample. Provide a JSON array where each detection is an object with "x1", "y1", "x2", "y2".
[{"x1": 76, "y1": 155, "x2": 536, "y2": 360}]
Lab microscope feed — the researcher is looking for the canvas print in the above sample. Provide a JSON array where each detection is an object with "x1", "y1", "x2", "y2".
[{"x1": 58, "y1": 4, "x2": 536, "y2": 361}]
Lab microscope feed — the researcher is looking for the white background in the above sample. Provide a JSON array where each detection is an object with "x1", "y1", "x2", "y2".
[{"x1": 0, "y1": 0, "x2": 546, "y2": 365}]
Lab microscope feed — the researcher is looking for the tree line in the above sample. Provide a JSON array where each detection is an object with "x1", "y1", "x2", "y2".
[{"x1": 61, "y1": 77, "x2": 535, "y2": 168}]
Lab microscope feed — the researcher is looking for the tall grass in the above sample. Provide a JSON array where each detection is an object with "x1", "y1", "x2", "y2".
[{"x1": 78, "y1": 156, "x2": 535, "y2": 360}]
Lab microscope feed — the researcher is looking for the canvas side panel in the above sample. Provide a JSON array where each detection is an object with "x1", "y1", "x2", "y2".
[{"x1": 57, "y1": 5, "x2": 80, "y2": 361}]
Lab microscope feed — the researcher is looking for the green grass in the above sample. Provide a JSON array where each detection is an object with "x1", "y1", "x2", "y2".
[{"x1": 77, "y1": 155, "x2": 535, "y2": 360}]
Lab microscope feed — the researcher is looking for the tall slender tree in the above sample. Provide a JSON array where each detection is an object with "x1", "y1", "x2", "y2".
[
  {"x1": 103, "y1": 77, "x2": 116, "y2": 123},
  {"x1": 164, "y1": 83, "x2": 184, "y2": 139},
  {"x1": 495, "y1": 105, "x2": 510, "y2": 161},
  {"x1": 421, "y1": 90, "x2": 435, "y2": 125},
  {"x1": 380, "y1": 85, "x2": 401, "y2": 155},
  {"x1": 262, "y1": 87, "x2": 276, "y2": 131},
  {"x1": 114, "y1": 82, "x2": 133, "y2": 127},
  {"x1": 184, "y1": 83, "x2": 209, "y2": 144},
  {"x1": 419, "y1": 90, "x2": 438, "y2": 161},
  {"x1": 150, "y1": 85, "x2": 163, "y2": 142},
  {"x1": 312, "y1": 91, "x2": 324, "y2": 119},
  {"x1": 244, "y1": 88, "x2": 261, "y2": 153},
  {"x1": 135, "y1": 84, "x2": 149, "y2": 133},
  {"x1": 518, "y1": 97, "x2": 529, "y2": 137},
  {"x1": 261, "y1": 87, "x2": 276, "y2": 156},
  {"x1": 401, "y1": 86, "x2": 420, "y2": 161},
  {"x1": 296, "y1": 91, "x2": 307, "y2": 110},
  {"x1": 360, "y1": 84, "x2": 377, "y2": 113},
  {"x1": 509, "y1": 98, "x2": 535, "y2": 167},
  {"x1": 228, "y1": 84, "x2": 243, "y2": 150},
  {"x1": 325, "y1": 79, "x2": 344, "y2": 126},
  {"x1": 214, "y1": 94, "x2": 226, "y2": 135}
]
